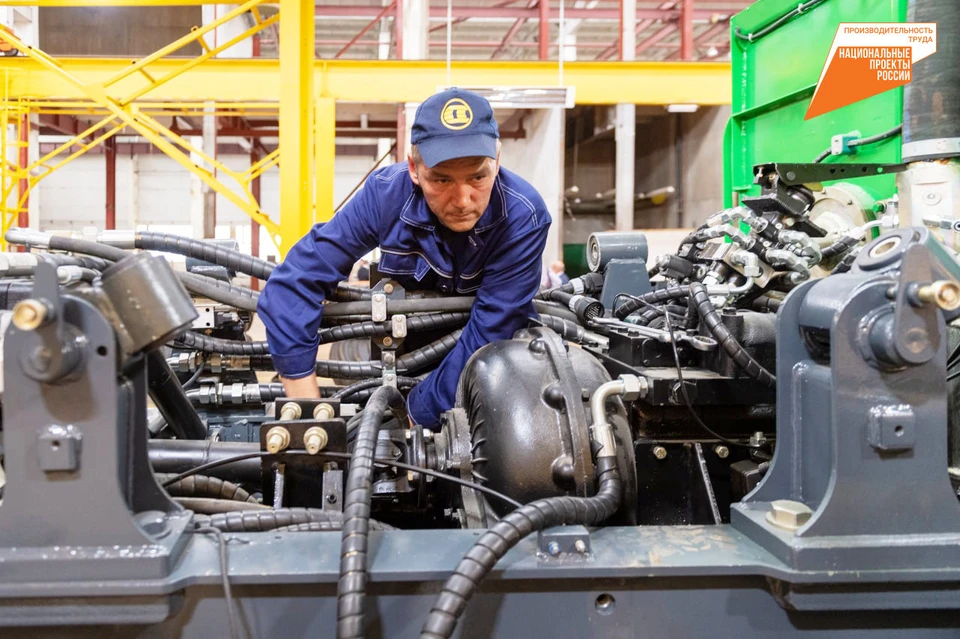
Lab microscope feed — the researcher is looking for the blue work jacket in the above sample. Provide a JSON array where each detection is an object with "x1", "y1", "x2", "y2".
[{"x1": 257, "y1": 162, "x2": 551, "y2": 429}]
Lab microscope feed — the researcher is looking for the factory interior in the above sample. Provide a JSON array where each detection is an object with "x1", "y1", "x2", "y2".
[{"x1": 0, "y1": 0, "x2": 958, "y2": 636}]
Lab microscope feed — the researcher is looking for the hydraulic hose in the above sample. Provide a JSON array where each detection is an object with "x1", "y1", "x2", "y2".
[
  {"x1": 175, "y1": 331, "x2": 271, "y2": 355},
  {"x1": 688, "y1": 283, "x2": 776, "y2": 388},
  {"x1": 320, "y1": 312, "x2": 470, "y2": 343},
  {"x1": 420, "y1": 455, "x2": 623, "y2": 639},
  {"x1": 613, "y1": 285, "x2": 689, "y2": 319},
  {"x1": 338, "y1": 385, "x2": 406, "y2": 639},
  {"x1": 176, "y1": 498, "x2": 269, "y2": 514},
  {"x1": 193, "y1": 508, "x2": 394, "y2": 533},
  {"x1": 396, "y1": 330, "x2": 462, "y2": 373},
  {"x1": 537, "y1": 272, "x2": 605, "y2": 299},
  {"x1": 275, "y1": 521, "x2": 395, "y2": 533},
  {"x1": 148, "y1": 440, "x2": 262, "y2": 484},
  {"x1": 751, "y1": 295, "x2": 783, "y2": 313},
  {"x1": 146, "y1": 350, "x2": 208, "y2": 440},
  {"x1": 4, "y1": 231, "x2": 262, "y2": 311},
  {"x1": 537, "y1": 314, "x2": 585, "y2": 343},
  {"x1": 322, "y1": 295, "x2": 580, "y2": 325},
  {"x1": 820, "y1": 235, "x2": 860, "y2": 261},
  {"x1": 331, "y1": 376, "x2": 420, "y2": 400},
  {"x1": 135, "y1": 232, "x2": 276, "y2": 280},
  {"x1": 156, "y1": 473, "x2": 259, "y2": 503},
  {"x1": 546, "y1": 289, "x2": 604, "y2": 324}
]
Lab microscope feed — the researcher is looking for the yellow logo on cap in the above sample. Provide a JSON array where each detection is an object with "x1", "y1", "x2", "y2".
[{"x1": 440, "y1": 98, "x2": 473, "y2": 130}]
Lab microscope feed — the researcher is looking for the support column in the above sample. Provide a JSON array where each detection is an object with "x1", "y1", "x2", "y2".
[
  {"x1": 201, "y1": 103, "x2": 216, "y2": 238},
  {"x1": 616, "y1": 0, "x2": 636, "y2": 231},
  {"x1": 401, "y1": 0, "x2": 428, "y2": 60},
  {"x1": 279, "y1": 0, "x2": 315, "y2": 256},
  {"x1": 105, "y1": 136, "x2": 116, "y2": 230},
  {"x1": 17, "y1": 114, "x2": 28, "y2": 231},
  {"x1": 250, "y1": 147, "x2": 261, "y2": 290},
  {"x1": 314, "y1": 97, "x2": 336, "y2": 224}
]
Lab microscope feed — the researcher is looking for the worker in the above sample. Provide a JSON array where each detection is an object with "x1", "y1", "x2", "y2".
[{"x1": 258, "y1": 88, "x2": 551, "y2": 429}]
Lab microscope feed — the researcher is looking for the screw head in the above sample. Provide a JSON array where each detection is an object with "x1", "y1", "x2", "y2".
[
  {"x1": 382, "y1": 336, "x2": 394, "y2": 347},
  {"x1": 383, "y1": 283, "x2": 394, "y2": 294},
  {"x1": 653, "y1": 445, "x2": 668, "y2": 460},
  {"x1": 326, "y1": 493, "x2": 338, "y2": 504},
  {"x1": 12, "y1": 299, "x2": 47, "y2": 331},
  {"x1": 574, "y1": 539, "x2": 588, "y2": 554},
  {"x1": 714, "y1": 445, "x2": 730, "y2": 459},
  {"x1": 547, "y1": 541, "x2": 561, "y2": 557}
]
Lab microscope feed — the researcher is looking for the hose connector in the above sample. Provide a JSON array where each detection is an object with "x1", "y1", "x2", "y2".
[
  {"x1": 589, "y1": 375, "x2": 646, "y2": 458},
  {"x1": 303, "y1": 426, "x2": 329, "y2": 455},
  {"x1": 5, "y1": 228, "x2": 52, "y2": 248},
  {"x1": 265, "y1": 426, "x2": 291, "y2": 454}
]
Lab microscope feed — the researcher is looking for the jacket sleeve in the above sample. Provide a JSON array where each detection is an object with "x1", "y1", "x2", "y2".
[
  {"x1": 406, "y1": 215, "x2": 550, "y2": 428},
  {"x1": 257, "y1": 181, "x2": 382, "y2": 379}
]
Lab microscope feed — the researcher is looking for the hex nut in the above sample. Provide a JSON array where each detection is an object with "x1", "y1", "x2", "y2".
[
  {"x1": 765, "y1": 499, "x2": 813, "y2": 532},
  {"x1": 618, "y1": 374, "x2": 647, "y2": 401},
  {"x1": 653, "y1": 446, "x2": 668, "y2": 460}
]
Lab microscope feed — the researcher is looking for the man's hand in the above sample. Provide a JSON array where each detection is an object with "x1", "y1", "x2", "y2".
[{"x1": 281, "y1": 372, "x2": 321, "y2": 399}]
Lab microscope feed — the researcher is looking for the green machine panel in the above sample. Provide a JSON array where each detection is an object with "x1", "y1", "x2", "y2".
[{"x1": 725, "y1": 0, "x2": 908, "y2": 210}]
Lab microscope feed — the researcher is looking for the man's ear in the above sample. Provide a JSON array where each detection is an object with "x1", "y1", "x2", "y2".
[{"x1": 407, "y1": 154, "x2": 420, "y2": 186}]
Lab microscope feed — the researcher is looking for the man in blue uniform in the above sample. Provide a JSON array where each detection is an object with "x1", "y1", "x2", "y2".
[{"x1": 258, "y1": 88, "x2": 552, "y2": 429}]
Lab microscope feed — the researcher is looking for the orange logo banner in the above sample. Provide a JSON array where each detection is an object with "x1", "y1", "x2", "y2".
[{"x1": 805, "y1": 23, "x2": 937, "y2": 120}]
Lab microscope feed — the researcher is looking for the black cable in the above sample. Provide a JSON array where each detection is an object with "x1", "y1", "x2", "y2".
[
  {"x1": 332, "y1": 376, "x2": 420, "y2": 400},
  {"x1": 194, "y1": 526, "x2": 242, "y2": 639},
  {"x1": 160, "y1": 449, "x2": 522, "y2": 510},
  {"x1": 734, "y1": 0, "x2": 828, "y2": 42},
  {"x1": 660, "y1": 306, "x2": 762, "y2": 450},
  {"x1": 813, "y1": 124, "x2": 903, "y2": 163},
  {"x1": 136, "y1": 231, "x2": 275, "y2": 280}
]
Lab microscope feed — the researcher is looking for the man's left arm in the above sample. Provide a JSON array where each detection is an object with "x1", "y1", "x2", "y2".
[{"x1": 406, "y1": 217, "x2": 550, "y2": 429}]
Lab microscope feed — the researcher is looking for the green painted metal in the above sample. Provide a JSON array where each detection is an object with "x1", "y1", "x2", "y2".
[{"x1": 725, "y1": 0, "x2": 908, "y2": 211}]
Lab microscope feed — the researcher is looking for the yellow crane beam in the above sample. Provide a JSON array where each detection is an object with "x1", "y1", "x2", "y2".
[{"x1": 0, "y1": 58, "x2": 731, "y2": 106}]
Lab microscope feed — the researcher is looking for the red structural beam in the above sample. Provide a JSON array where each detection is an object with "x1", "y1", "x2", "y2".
[
  {"x1": 334, "y1": 0, "x2": 397, "y2": 59},
  {"x1": 666, "y1": 19, "x2": 729, "y2": 60},
  {"x1": 105, "y1": 136, "x2": 116, "y2": 230},
  {"x1": 394, "y1": 0, "x2": 403, "y2": 58},
  {"x1": 428, "y1": 0, "x2": 524, "y2": 33},
  {"x1": 491, "y1": 0, "x2": 538, "y2": 60},
  {"x1": 635, "y1": 23, "x2": 678, "y2": 55},
  {"x1": 680, "y1": 0, "x2": 694, "y2": 60},
  {"x1": 37, "y1": 113, "x2": 88, "y2": 138},
  {"x1": 599, "y1": 0, "x2": 676, "y2": 61},
  {"x1": 538, "y1": 0, "x2": 549, "y2": 60},
  {"x1": 313, "y1": 38, "x2": 708, "y2": 50}
]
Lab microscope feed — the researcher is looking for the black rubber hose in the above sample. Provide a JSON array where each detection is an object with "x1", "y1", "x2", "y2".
[
  {"x1": 333, "y1": 283, "x2": 371, "y2": 301},
  {"x1": 36, "y1": 253, "x2": 111, "y2": 270},
  {"x1": 820, "y1": 235, "x2": 860, "y2": 261},
  {"x1": 148, "y1": 440, "x2": 262, "y2": 484},
  {"x1": 275, "y1": 520, "x2": 395, "y2": 533},
  {"x1": 751, "y1": 295, "x2": 783, "y2": 313},
  {"x1": 537, "y1": 314, "x2": 585, "y2": 343},
  {"x1": 613, "y1": 285, "x2": 689, "y2": 319},
  {"x1": 338, "y1": 385, "x2": 406, "y2": 639},
  {"x1": 688, "y1": 283, "x2": 776, "y2": 387},
  {"x1": 331, "y1": 376, "x2": 420, "y2": 400},
  {"x1": 633, "y1": 303, "x2": 688, "y2": 327},
  {"x1": 175, "y1": 331, "x2": 271, "y2": 355},
  {"x1": 536, "y1": 272, "x2": 605, "y2": 299},
  {"x1": 146, "y1": 351, "x2": 208, "y2": 439},
  {"x1": 2, "y1": 266, "x2": 100, "y2": 282},
  {"x1": 546, "y1": 289, "x2": 604, "y2": 324},
  {"x1": 136, "y1": 231, "x2": 276, "y2": 280},
  {"x1": 323, "y1": 296, "x2": 579, "y2": 324},
  {"x1": 420, "y1": 456, "x2": 623, "y2": 638},
  {"x1": 176, "y1": 498, "x2": 269, "y2": 514},
  {"x1": 37, "y1": 235, "x2": 261, "y2": 311},
  {"x1": 397, "y1": 330, "x2": 462, "y2": 373},
  {"x1": 193, "y1": 508, "x2": 395, "y2": 533},
  {"x1": 156, "y1": 473, "x2": 258, "y2": 503},
  {"x1": 321, "y1": 312, "x2": 469, "y2": 343}
]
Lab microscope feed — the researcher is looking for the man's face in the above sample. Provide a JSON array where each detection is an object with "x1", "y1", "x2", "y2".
[{"x1": 408, "y1": 154, "x2": 499, "y2": 233}]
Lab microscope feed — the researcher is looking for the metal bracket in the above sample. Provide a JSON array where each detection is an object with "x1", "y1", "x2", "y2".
[
  {"x1": 754, "y1": 162, "x2": 908, "y2": 187},
  {"x1": 538, "y1": 525, "x2": 592, "y2": 559}
]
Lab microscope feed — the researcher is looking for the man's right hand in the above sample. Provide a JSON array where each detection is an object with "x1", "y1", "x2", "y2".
[{"x1": 281, "y1": 372, "x2": 321, "y2": 399}]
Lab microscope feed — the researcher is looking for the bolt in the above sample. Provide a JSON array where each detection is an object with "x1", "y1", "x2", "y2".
[
  {"x1": 917, "y1": 280, "x2": 960, "y2": 311},
  {"x1": 383, "y1": 283, "x2": 394, "y2": 294},
  {"x1": 653, "y1": 446, "x2": 668, "y2": 460},
  {"x1": 547, "y1": 541, "x2": 561, "y2": 557},
  {"x1": 765, "y1": 499, "x2": 813, "y2": 532},
  {"x1": 714, "y1": 445, "x2": 729, "y2": 459},
  {"x1": 326, "y1": 493, "x2": 338, "y2": 504},
  {"x1": 750, "y1": 431, "x2": 767, "y2": 447},
  {"x1": 303, "y1": 426, "x2": 329, "y2": 455},
  {"x1": 265, "y1": 426, "x2": 291, "y2": 454},
  {"x1": 574, "y1": 539, "x2": 588, "y2": 554},
  {"x1": 382, "y1": 336, "x2": 394, "y2": 347},
  {"x1": 313, "y1": 403, "x2": 335, "y2": 420},
  {"x1": 407, "y1": 470, "x2": 416, "y2": 483},
  {"x1": 12, "y1": 299, "x2": 47, "y2": 331},
  {"x1": 278, "y1": 402, "x2": 302, "y2": 421}
]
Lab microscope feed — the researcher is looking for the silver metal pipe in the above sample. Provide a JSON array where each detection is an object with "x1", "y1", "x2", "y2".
[{"x1": 589, "y1": 375, "x2": 645, "y2": 459}]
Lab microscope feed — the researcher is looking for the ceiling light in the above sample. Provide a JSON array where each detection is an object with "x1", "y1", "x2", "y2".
[
  {"x1": 666, "y1": 104, "x2": 699, "y2": 113},
  {"x1": 438, "y1": 86, "x2": 575, "y2": 109},
  {"x1": 706, "y1": 46, "x2": 719, "y2": 58}
]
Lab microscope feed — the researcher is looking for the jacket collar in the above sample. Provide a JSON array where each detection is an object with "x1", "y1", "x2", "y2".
[{"x1": 400, "y1": 176, "x2": 509, "y2": 235}]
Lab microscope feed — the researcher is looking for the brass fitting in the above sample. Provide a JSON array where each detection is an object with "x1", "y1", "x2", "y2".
[
  {"x1": 313, "y1": 403, "x2": 335, "y2": 420},
  {"x1": 917, "y1": 280, "x2": 960, "y2": 311},
  {"x1": 278, "y1": 402, "x2": 302, "y2": 421},
  {"x1": 265, "y1": 426, "x2": 291, "y2": 454},
  {"x1": 303, "y1": 426, "x2": 329, "y2": 455},
  {"x1": 12, "y1": 299, "x2": 48, "y2": 331}
]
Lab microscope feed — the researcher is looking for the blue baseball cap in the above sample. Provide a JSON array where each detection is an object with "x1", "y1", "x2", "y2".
[{"x1": 410, "y1": 88, "x2": 500, "y2": 168}]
